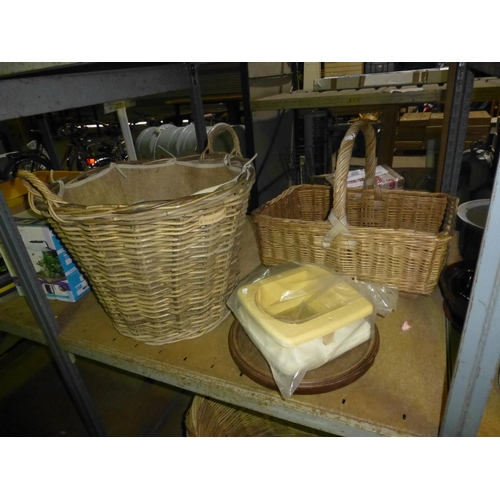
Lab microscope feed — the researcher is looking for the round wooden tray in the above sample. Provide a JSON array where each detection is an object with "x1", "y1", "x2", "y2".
[{"x1": 228, "y1": 320, "x2": 380, "y2": 395}]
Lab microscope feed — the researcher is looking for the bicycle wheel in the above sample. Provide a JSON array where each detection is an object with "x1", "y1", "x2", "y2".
[{"x1": 1, "y1": 154, "x2": 52, "y2": 181}]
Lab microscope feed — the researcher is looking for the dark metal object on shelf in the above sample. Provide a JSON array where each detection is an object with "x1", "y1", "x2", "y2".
[
  {"x1": 439, "y1": 260, "x2": 476, "y2": 329},
  {"x1": 35, "y1": 114, "x2": 62, "y2": 170},
  {"x1": 188, "y1": 64, "x2": 207, "y2": 153},
  {"x1": 279, "y1": 145, "x2": 316, "y2": 184},
  {"x1": 467, "y1": 62, "x2": 500, "y2": 79},
  {"x1": 364, "y1": 62, "x2": 397, "y2": 74},
  {"x1": 303, "y1": 110, "x2": 331, "y2": 175},
  {"x1": 240, "y1": 63, "x2": 258, "y2": 210},
  {"x1": 457, "y1": 199, "x2": 490, "y2": 261}
]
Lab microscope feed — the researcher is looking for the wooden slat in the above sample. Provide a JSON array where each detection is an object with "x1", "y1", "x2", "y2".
[
  {"x1": 252, "y1": 78, "x2": 500, "y2": 111},
  {"x1": 399, "y1": 113, "x2": 432, "y2": 126},
  {"x1": 430, "y1": 111, "x2": 491, "y2": 127},
  {"x1": 324, "y1": 63, "x2": 365, "y2": 77},
  {"x1": 426, "y1": 125, "x2": 490, "y2": 141},
  {"x1": 350, "y1": 156, "x2": 428, "y2": 169},
  {"x1": 252, "y1": 85, "x2": 446, "y2": 111},
  {"x1": 315, "y1": 69, "x2": 449, "y2": 92}
]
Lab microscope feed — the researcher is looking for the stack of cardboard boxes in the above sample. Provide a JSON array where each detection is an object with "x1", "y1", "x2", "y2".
[{"x1": 395, "y1": 110, "x2": 492, "y2": 150}]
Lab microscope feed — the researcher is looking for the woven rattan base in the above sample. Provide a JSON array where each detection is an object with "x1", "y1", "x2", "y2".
[{"x1": 185, "y1": 395, "x2": 320, "y2": 437}]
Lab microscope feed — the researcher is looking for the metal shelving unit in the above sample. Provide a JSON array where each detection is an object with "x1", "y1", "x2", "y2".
[
  {"x1": 0, "y1": 62, "x2": 207, "y2": 436},
  {"x1": 0, "y1": 62, "x2": 499, "y2": 436},
  {"x1": 251, "y1": 62, "x2": 500, "y2": 436},
  {"x1": 438, "y1": 63, "x2": 500, "y2": 436}
]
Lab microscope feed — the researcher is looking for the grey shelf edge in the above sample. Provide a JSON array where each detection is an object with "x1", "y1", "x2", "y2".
[{"x1": 0, "y1": 63, "x2": 193, "y2": 121}]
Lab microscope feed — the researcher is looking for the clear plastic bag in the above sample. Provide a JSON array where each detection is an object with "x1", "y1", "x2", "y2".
[{"x1": 227, "y1": 263, "x2": 398, "y2": 399}]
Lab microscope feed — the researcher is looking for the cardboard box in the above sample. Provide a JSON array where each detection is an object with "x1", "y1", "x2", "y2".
[
  {"x1": 399, "y1": 113, "x2": 432, "y2": 127},
  {"x1": 429, "y1": 112, "x2": 444, "y2": 126},
  {"x1": 0, "y1": 210, "x2": 90, "y2": 302},
  {"x1": 323, "y1": 62, "x2": 364, "y2": 77},
  {"x1": 314, "y1": 165, "x2": 404, "y2": 190},
  {"x1": 397, "y1": 114, "x2": 430, "y2": 143},
  {"x1": 429, "y1": 111, "x2": 491, "y2": 127},
  {"x1": 425, "y1": 125, "x2": 490, "y2": 141},
  {"x1": 468, "y1": 111, "x2": 491, "y2": 126},
  {"x1": 345, "y1": 165, "x2": 404, "y2": 189}
]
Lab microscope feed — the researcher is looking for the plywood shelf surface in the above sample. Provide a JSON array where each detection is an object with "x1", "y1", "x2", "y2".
[{"x1": 0, "y1": 285, "x2": 448, "y2": 437}]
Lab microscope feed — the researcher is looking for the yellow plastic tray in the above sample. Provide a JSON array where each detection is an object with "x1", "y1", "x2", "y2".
[{"x1": 237, "y1": 265, "x2": 373, "y2": 347}]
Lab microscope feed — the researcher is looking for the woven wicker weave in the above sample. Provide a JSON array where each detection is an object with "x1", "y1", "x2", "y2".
[
  {"x1": 19, "y1": 125, "x2": 255, "y2": 344},
  {"x1": 253, "y1": 120, "x2": 458, "y2": 295},
  {"x1": 185, "y1": 396, "x2": 318, "y2": 437}
]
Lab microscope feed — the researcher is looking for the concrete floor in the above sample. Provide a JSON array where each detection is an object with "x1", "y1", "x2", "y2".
[{"x1": 0, "y1": 335, "x2": 193, "y2": 437}]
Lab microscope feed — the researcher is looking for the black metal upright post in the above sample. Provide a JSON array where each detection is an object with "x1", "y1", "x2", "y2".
[
  {"x1": 36, "y1": 114, "x2": 62, "y2": 170},
  {"x1": 439, "y1": 63, "x2": 475, "y2": 195},
  {"x1": 188, "y1": 64, "x2": 207, "y2": 153},
  {"x1": 0, "y1": 191, "x2": 107, "y2": 436},
  {"x1": 240, "y1": 62, "x2": 258, "y2": 210}
]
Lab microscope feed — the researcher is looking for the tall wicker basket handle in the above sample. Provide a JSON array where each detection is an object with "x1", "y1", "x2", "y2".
[
  {"x1": 200, "y1": 123, "x2": 242, "y2": 162},
  {"x1": 333, "y1": 120, "x2": 381, "y2": 221},
  {"x1": 17, "y1": 170, "x2": 69, "y2": 215}
]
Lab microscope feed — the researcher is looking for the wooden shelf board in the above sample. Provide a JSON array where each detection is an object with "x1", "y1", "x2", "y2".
[
  {"x1": 0, "y1": 284, "x2": 448, "y2": 437},
  {"x1": 0, "y1": 294, "x2": 69, "y2": 345},
  {"x1": 350, "y1": 156, "x2": 428, "y2": 169},
  {"x1": 251, "y1": 78, "x2": 500, "y2": 112}
]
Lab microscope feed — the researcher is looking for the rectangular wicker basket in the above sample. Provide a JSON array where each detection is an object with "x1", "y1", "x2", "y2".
[
  {"x1": 19, "y1": 125, "x2": 255, "y2": 345},
  {"x1": 253, "y1": 120, "x2": 458, "y2": 295}
]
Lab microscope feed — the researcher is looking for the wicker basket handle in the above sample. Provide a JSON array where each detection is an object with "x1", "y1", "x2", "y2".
[
  {"x1": 333, "y1": 120, "x2": 381, "y2": 220},
  {"x1": 17, "y1": 170, "x2": 69, "y2": 214},
  {"x1": 200, "y1": 124, "x2": 242, "y2": 162}
]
